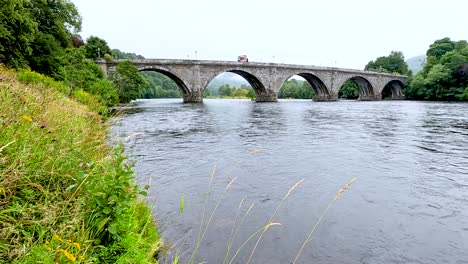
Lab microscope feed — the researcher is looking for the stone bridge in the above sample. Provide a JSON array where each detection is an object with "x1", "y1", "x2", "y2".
[{"x1": 97, "y1": 59, "x2": 407, "y2": 103}]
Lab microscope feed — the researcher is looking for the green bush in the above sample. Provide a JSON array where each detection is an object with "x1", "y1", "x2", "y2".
[
  {"x1": 17, "y1": 70, "x2": 70, "y2": 94},
  {"x1": 462, "y1": 87, "x2": 468, "y2": 100},
  {"x1": 73, "y1": 89, "x2": 108, "y2": 116},
  {"x1": 89, "y1": 79, "x2": 119, "y2": 107}
]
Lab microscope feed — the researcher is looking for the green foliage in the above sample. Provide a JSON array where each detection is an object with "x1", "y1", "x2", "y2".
[
  {"x1": 0, "y1": 0, "x2": 37, "y2": 68},
  {"x1": 339, "y1": 80, "x2": 359, "y2": 99},
  {"x1": 89, "y1": 79, "x2": 119, "y2": 107},
  {"x1": 365, "y1": 51, "x2": 411, "y2": 75},
  {"x1": 218, "y1": 84, "x2": 233, "y2": 96},
  {"x1": 246, "y1": 88, "x2": 256, "y2": 99},
  {"x1": 406, "y1": 38, "x2": 468, "y2": 101},
  {"x1": 462, "y1": 87, "x2": 468, "y2": 100},
  {"x1": 28, "y1": 32, "x2": 66, "y2": 76},
  {"x1": 426, "y1": 37, "x2": 455, "y2": 59},
  {"x1": 140, "y1": 71, "x2": 182, "y2": 98},
  {"x1": 73, "y1": 89, "x2": 108, "y2": 115},
  {"x1": 203, "y1": 83, "x2": 255, "y2": 99},
  {"x1": 278, "y1": 79, "x2": 315, "y2": 99},
  {"x1": 57, "y1": 48, "x2": 103, "y2": 92},
  {"x1": 0, "y1": 68, "x2": 161, "y2": 263},
  {"x1": 84, "y1": 36, "x2": 113, "y2": 60},
  {"x1": 55, "y1": 48, "x2": 118, "y2": 109},
  {"x1": 17, "y1": 70, "x2": 69, "y2": 94},
  {"x1": 113, "y1": 48, "x2": 145, "y2": 60},
  {"x1": 0, "y1": 0, "x2": 82, "y2": 74},
  {"x1": 231, "y1": 87, "x2": 249, "y2": 98},
  {"x1": 111, "y1": 60, "x2": 148, "y2": 103},
  {"x1": 83, "y1": 146, "x2": 140, "y2": 243},
  {"x1": 27, "y1": 0, "x2": 82, "y2": 75}
]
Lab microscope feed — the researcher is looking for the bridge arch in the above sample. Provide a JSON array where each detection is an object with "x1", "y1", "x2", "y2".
[
  {"x1": 280, "y1": 72, "x2": 331, "y2": 100},
  {"x1": 204, "y1": 69, "x2": 268, "y2": 99},
  {"x1": 381, "y1": 80, "x2": 405, "y2": 100},
  {"x1": 338, "y1": 76, "x2": 375, "y2": 100},
  {"x1": 137, "y1": 66, "x2": 192, "y2": 97}
]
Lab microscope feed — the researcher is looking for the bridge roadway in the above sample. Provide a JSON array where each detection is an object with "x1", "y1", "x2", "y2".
[{"x1": 97, "y1": 59, "x2": 407, "y2": 103}]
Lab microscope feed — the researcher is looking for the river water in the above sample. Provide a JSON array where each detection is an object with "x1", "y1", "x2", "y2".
[{"x1": 111, "y1": 99, "x2": 468, "y2": 264}]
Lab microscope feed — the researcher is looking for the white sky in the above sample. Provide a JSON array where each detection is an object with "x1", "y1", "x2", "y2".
[{"x1": 74, "y1": 0, "x2": 467, "y2": 69}]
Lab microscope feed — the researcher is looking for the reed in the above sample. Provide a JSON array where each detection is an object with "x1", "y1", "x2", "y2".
[
  {"x1": 245, "y1": 179, "x2": 304, "y2": 264},
  {"x1": 292, "y1": 178, "x2": 357, "y2": 264}
]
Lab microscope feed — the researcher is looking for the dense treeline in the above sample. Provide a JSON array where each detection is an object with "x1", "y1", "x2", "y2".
[
  {"x1": 278, "y1": 79, "x2": 315, "y2": 99},
  {"x1": 365, "y1": 51, "x2": 411, "y2": 76},
  {"x1": 405, "y1": 38, "x2": 468, "y2": 100},
  {"x1": 140, "y1": 72, "x2": 182, "y2": 98},
  {"x1": 0, "y1": 1, "x2": 147, "y2": 108},
  {"x1": 362, "y1": 40, "x2": 468, "y2": 101},
  {"x1": 204, "y1": 84, "x2": 256, "y2": 99}
]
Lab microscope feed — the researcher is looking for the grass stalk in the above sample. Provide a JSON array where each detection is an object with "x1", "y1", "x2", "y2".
[
  {"x1": 245, "y1": 179, "x2": 304, "y2": 264},
  {"x1": 292, "y1": 178, "x2": 357, "y2": 264}
]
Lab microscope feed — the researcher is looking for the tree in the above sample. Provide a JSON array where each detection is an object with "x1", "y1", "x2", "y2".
[
  {"x1": 113, "y1": 49, "x2": 145, "y2": 59},
  {"x1": 246, "y1": 88, "x2": 256, "y2": 99},
  {"x1": 88, "y1": 79, "x2": 119, "y2": 107},
  {"x1": 218, "y1": 84, "x2": 232, "y2": 96},
  {"x1": 339, "y1": 80, "x2": 360, "y2": 99},
  {"x1": 27, "y1": 0, "x2": 82, "y2": 74},
  {"x1": 0, "y1": 0, "x2": 37, "y2": 68},
  {"x1": 426, "y1": 37, "x2": 455, "y2": 60},
  {"x1": 140, "y1": 71, "x2": 181, "y2": 98},
  {"x1": 365, "y1": 51, "x2": 411, "y2": 75},
  {"x1": 232, "y1": 88, "x2": 249, "y2": 98},
  {"x1": 111, "y1": 60, "x2": 147, "y2": 103},
  {"x1": 57, "y1": 48, "x2": 104, "y2": 93},
  {"x1": 84, "y1": 36, "x2": 113, "y2": 60},
  {"x1": 278, "y1": 79, "x2": 315, "y2": 99},
  {"x1": 406, "y1": 38, "x2": 468, "y2": 101}
]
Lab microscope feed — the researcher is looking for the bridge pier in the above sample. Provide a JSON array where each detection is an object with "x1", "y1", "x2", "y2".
[
  {"x1": 183, "y1": 92, "x2": 203, "y2": 103},
  {"x1": 255, "y1": 93, "x2": 278, "y2": 102},
  {"x1": 391, "y1": 95, "x2": 406, "y2": 100},
  {"x1": 314, "y1": 94, "x2": 338, "y2": 101},
  {"x1": 359, "y1": 94, "x2": 382, "y2": 101}
]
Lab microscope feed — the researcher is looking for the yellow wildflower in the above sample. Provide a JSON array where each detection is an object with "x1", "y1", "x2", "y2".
[
  {"x1": 72, "y1": 242, "x2": 81, "y2": 250},
  {"x1": 58, "y1": 249, "x2": 76, "y2": 262},
  {"x1": 22, "y1": 115, "x2": 33, "y2": 122}
]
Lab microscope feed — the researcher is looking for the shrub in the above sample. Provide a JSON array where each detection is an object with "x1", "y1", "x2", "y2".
[
  {"x1": 17, "y1": 70, "x2": 70, "y2": 94},
  {"x1": 73, "y1": 89, "x2": 108, "y2": 116}
]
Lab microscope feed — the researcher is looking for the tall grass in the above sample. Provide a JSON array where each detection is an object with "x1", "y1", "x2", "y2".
[
  {"x1": 167, "y1": 160, "x2": 356, "y2": 264},
  {"x1": 0, "y1": 67, "x2": 161, "y2": 263}
]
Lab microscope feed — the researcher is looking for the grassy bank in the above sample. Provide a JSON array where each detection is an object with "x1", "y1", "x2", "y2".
[{"x1": 0, "y1": 67, "x2": 161, "y2": 263}]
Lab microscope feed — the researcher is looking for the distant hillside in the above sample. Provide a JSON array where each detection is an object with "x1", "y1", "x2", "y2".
[
  {"x1": 406, "y1": 55, "x2": 426, "y2": 74},
  {"x1": 112, "y1": 49, "x2": 145, "y2": 59},
  {"x1": 207, "y1": 72, "x2": 250, "y2": 88}
]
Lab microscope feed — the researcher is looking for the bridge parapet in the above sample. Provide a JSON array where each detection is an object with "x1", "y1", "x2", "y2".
[{"x1": 96, "y1": 59, "x2": 407, "y2": 103}]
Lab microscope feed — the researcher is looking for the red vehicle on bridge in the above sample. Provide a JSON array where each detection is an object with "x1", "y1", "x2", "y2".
[{"x1": 237, "y1": 55, "x2": 249, "y2": 63}]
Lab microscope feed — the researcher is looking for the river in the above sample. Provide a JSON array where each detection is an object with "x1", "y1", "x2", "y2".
[{"x1": 111, "y1": 99, "x2": 468, "y2": 264}]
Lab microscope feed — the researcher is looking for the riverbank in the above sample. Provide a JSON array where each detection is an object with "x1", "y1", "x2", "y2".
[{"x1": 0, "y1": 67, "x2": 161, "y2": 263}]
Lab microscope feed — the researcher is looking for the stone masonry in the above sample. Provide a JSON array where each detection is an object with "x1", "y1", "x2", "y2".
[{"x1": 97, "y1": 59, "x2": 407, "y2": 103}]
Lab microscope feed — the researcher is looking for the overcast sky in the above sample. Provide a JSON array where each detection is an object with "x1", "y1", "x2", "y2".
[{"x1": 74, "y1": 0, "x2": 467, "y2": 69}]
